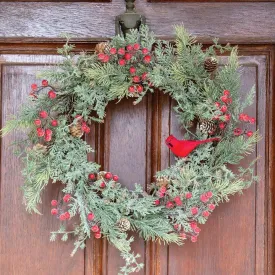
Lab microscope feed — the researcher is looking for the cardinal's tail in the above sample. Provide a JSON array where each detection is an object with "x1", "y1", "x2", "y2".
[{"x1": 198, "y1": 137, "x2": 221, "y2": 144}]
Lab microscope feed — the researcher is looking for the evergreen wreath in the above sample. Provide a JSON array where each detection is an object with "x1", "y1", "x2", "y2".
[{"x1": 1, "y1": 25, "x2": 260, "y2": 275}]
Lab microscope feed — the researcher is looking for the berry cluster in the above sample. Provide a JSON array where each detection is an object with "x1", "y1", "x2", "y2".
[
  {"x1": 213, "y1": 90, "x2": 233, "y2": 130},
  {"x1": 31, "y1": 80, "x2": 58, "y2": 142},
  {"x1": 233, "y1": 112, "x2": 255, "y2": 137},
  {"x1": 97, "y1": 44, "x2": 152, "y2": 96},
  {"x1": 50, "y1": 194, "x2": 72, "y2": 221},
  {"x1": 75, "y1": 115, "x2": 91, "y2": 134},
  {"x1": 87, "y1": 212, "x2": 101, "y2": 239},
  {"x1": 154, "y1": 184, "x2": 216, "y2": 243},
  {"x1": 88, "y1": 171, "x2": 119, "y2": 189}
]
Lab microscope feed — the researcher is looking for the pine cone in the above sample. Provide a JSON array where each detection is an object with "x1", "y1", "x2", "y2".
[
  {"x1": 117, "y1": 218, "x2": 131, "y2": 232},
  {"x1": 156, "y1": 176, "x2": 169, "y2": 187},
  {"x1": 199, "y1": 120, "x2": 217, "y2": 134},
  {"x1": 204, "y1": 57, "x2": 218, "y2": 73},
  {"x1": 95, "y1": 42, "x2": 110, "y2": 54},
  {"x1": 69, "y1": 123, "x2": 83, "y2": 138},
  {"x1": 97, "y1": 171, "x2": 107, "y2": 180},
  {"x1": 33, "y1": 143, "x2": 47, "y2": 153}
]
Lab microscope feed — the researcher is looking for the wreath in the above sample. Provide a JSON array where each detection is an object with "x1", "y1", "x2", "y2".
[{"x1": 1, "y1": 26, "x2": 260, "y2": 275}]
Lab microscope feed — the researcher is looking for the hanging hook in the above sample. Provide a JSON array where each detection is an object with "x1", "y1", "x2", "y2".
[{"x1": 115, "y1": 0, "x2": 146, "y2": 37}]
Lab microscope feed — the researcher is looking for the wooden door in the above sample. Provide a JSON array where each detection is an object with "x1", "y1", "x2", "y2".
[{"x1": 0, "y1": 1, "x2": 274, "y2": 275}]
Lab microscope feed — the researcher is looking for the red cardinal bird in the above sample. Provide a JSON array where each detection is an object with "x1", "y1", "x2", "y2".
[{"x1": 165, "y1": 135, "x2": 220, "y2": 158}]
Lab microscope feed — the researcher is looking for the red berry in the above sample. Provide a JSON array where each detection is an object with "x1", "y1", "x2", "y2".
[
  {"x1": 91, "y1": 225, "x2": 99, "y2": 232},
  {"x1": 126, "y1": 44, "x2": 133, "y2": 51},
  {"x1": 51, "y1": 208, "x2": 58, "y2": 215},
  {"x1": 31, "y1": 83, "x2": 38, "y2": 91},
  {"x1": 100, "y1": 182, "x2": 106, "y2": 188},
  {"x1": 118, "y1": 48, "x2": 125, "y2": 55},
  {"x1": 166, "y1": 201, "x2": 174, "y2": 209},
  {"x1": 239, "y1": 113, "x2": 245, "y2": 121},
  {"x1": 44, "y1": 135, "x2": 52, "y2": 142},
  {"x1": 132, "y1": 76, "x2": 140, "y2": 83},
  {"x1": 143, "y1": 55, "x2": 151, "y2": 64},
  {"x1": 223, "y1": 90, "x2": 230, "y2": 96},
  {"x1": 249, "y1": 117, "x2": 256, "y2": 124},
  {"x1": 220, "y1": 95, "x2": 228, "y2": 103},
  {"x1": 200, "y1": 194, "x2": 209, "y2": 203},
  {"x1": 179, "y1": 232, "x2": 187, "y2": 239},
  {"x1": 174, "y1": 196, "x2": 182, "y2": 206},
  {"x1": 105, "y1": 172, "x2": 112, "y2": 180},
  {"x1": 51, "y1": 120, "x2": 58, "y2": 127},
  {"x1": 42, "y1": 80, "x2": 48, "y2": 86},
  {"x1": 39, "y1": 111, "x2": 48, "y2": 119},
  {"x1": 206, "y1": 191, "x2": 213, "y2": 198},
  {"x1": 45, "y1": 129, "x2": 52, "y2": 136},
  {"x1": 64, "y1": 212, "x2": 70, "y2": 220},
  {"x1": 133, "y1": 43, "x2": 140, "y2": 51},
  {"x1": 202, "y1": 211, "x2": 210, "y2": 217},
  {"x1": 233, "y1": 128, "x2": 242, "y2": 136},
  {"x1": 194, "y1": 227, "x2": 201, "y2": 234},
  {"x1": 59, "y1": 214, "x2": 66, "y2": 221},
  {"x1": 82, "y1": 125, "x2": 91, "y2": 134},
  {"x1": 191, "y1": 236, "x2": 198, "y2": 243},
  {"x1": 158, "y1": 192, "x2": 165, "y2": 198},
  {"x1": 190, "y1": 221, "x2": 197, "y2": 229},
  {"x1": 219, "y1": 122, "x2": 226, "y2": 130},
  {"x1": 208, "y1": 204, "x2": 216, "y2": 211},
  {"x1": 185, "y1": 192, "x2": 192, "y2": 199},
  {"x1": 129, "y1": 67, "x2": 136, "y2": 74},
  {"x1": 94, "y1": 232, "x2": 101, "y2": 239},
  {"x1": 243, "y1": 114, "x2": 249, "y2": 122},
  {"x1": 142, "y1": 48, "x2": 149, "y2": 55},
  {"x1": 124, "y1": 53, "x2": 132, "y2": 60},
  {"x1": 214, "y1": 102, "x2": 221, "y2": 108},
  {"x1": 224, "y1": 114, "x2": 231, "y2": 121},
  {"x1": 136, "y1": 85, "x2": 143, "y2": 93},
  {"x1": 246, "y1": 131, "x2": 253, "y2": 137},
  {"x1": 220, "y1": 105, "x2": 227, "y2": 113},
  {"x1": 102, "y1": 55, "x2": 110, "y2": 63},
  {"x1": 51, "y1": 200, "x2": 58, "y2": 206},
  {"x1": 48, "y1": 90, "x2": 56, "y2": 99},
  {"x1": 159, "y1": 186, "x2": 167, "y2": 194},
  {"x1": 118, "y1": 59, "x2": 126, "y2": 66},
  {"x1": 98, "y1": 53, "x2": 105, "y2": 60},
  {"x1": 87, "y1": 212, "x2": 95, "y2": 221},
  {"x1": 113, "y1": 175, "x2": 119, "y2": 181},
  {"x1": 89, "y1": 173, "x2": 95, "y2": 180},
  {"x1": 191, "y1": 207, "x2": 198, "y2": 215},
  {"x1": 128, "y1": 86, "x2": 135, "y2": 93},
  {"x1": 227, "y1": 98, "x2": 233, "y2": 104},
  {"x1": 34, "y1": 119, "x2": 41, "y2": 126},
  {"x1": 154, "y1": 199, "x2": 160, "y2": 205},
  {"x1": 63, "y1": 194, "x2": 71, "y2": 203},
  {"x1": 141, "y1": 72, "x2": 148, "y2": 80},
  {"x1": 109, "y1": 48, "x2": 117, "y2": 55},
  {"x1": 37, "y1": 128, "x2": 45, "y2": 137}
]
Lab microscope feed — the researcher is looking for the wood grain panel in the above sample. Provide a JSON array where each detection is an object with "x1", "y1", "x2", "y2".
[
  {"x1": 0, "y1": 1, "x2": 275, "y2": 44},
  {"x1": 0, "y1": 57, "x2": 84, "y2": 275}
]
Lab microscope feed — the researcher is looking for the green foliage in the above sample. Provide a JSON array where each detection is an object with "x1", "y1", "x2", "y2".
[{"x1": 1, "y1": 25, "x2": 260, "y2": 275}]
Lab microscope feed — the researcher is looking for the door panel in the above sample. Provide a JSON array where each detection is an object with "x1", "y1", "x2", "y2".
[
  {"x1": 0, "y1": 55, "x2": 84, "y2": 275},
  {"x1": 0, "y1": 1, "x2": 275, "y2": 275}
]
